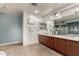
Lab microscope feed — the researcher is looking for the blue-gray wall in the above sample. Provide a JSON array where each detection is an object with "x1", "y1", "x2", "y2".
[{"x1": 0, "y1": 13, "x2": 23, "y2": 44}]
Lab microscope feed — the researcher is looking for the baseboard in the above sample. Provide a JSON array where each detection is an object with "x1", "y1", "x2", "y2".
[{"x1": 0, "y1": 41, "x2": 22, "y2": 46}]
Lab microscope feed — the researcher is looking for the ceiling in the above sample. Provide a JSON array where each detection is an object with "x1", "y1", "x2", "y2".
[{"x1": 0, "y1": 3, "x2": 76, "y2": 16}]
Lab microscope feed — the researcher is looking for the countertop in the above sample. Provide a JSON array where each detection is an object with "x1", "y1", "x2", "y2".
[{"x1": 39, "y1": 34, "x2": 79, "y2": 42}]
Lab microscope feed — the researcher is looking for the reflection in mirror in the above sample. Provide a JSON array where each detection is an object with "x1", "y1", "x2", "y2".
[{"x1": 54, "y1": 17, "x2": 79, "y2": 35}]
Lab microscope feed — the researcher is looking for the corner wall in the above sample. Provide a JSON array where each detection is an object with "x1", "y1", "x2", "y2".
[{"x1": 23, "y1": 12, "x2": 41, "y2": 46}]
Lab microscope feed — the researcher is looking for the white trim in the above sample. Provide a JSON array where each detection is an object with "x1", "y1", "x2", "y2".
[{"x1": 0, "y1": 41, "x2": 22, "y2": 46}]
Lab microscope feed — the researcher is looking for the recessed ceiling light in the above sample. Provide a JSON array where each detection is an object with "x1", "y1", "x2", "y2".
[{"x1": 34, "y1": 10, "x2": 38, "y2": 14}]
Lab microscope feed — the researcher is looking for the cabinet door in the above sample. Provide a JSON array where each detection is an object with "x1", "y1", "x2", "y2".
[
  {"x1": 38, "y1": 35, "x2": 54, "y2": 48},
  {"x1": 54, "y1": 37, "x2": 66, "y2": 54},
  {"x1": 42, "y1": 36, "x2": 47, "y2": 45},
  {"x1": 38, "y1": 35, "x2": 49, "y2": 46},
  {"x1": 38, "y1": 35, "x2": 46, "y2": 44},
  {"x1": 46, "y1": 37, "x2": 51, "y2": 48},
  {"x1": 43, "y1": 36, "x2": 50, "y2": 47},
  {"x1": 49, "y1": 37, "x2": 54, "y2": 49},
  {"x1": 66, "y1": 40, "x2": 79, "y2": 56},
  {"x1": 42, "y1": 36, "x2": 54, "y2": 48},
  {"x1": 41, "y1": 35, "x2": 47, "y2": 45}
]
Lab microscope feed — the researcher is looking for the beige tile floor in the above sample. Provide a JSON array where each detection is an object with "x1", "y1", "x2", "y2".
[{"x1": 0, "y1": 43, "x2": 62, "y2": 56}]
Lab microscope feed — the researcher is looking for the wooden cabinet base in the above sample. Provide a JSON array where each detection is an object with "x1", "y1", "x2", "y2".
[
  {"x1": 66, "y1": 40, "x2": 79, "y2": 56},
  {"x1": 54, "y1": 37, "x2": 66, "y2": 55},
  {"x1": 38, "y1": 35, "x2": 79, "y2": 56}
]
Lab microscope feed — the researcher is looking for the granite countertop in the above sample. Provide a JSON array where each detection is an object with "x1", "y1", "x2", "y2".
[{"x1": 39, "y1": 34, "x2": 79, "y2": 41}]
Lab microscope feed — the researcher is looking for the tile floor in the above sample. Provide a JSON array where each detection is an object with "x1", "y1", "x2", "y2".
[{"x1": 0, "y1": 43, "x2": 62, "y2": 56}]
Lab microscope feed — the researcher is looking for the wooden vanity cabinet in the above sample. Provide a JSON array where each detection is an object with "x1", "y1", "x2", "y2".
[
  {"x1": 38, "y1": 35, "x2": 54, "y2": 48},
  {"x1": 54, "y1": 37, "x2": 66, "y2": 54},
  {"x1": 49, "y1": 37, "x2": 54, "y2": 49},
  {"x1": 38, "y1": 35, "x2": 44, "y2": 44},
  {"x1": 38, "y1": 35, "x2": 48, "y2": 46},
  {"x1": 45, "y1": 36, "x2": 54, "y2": 48},
  {"x1": 43, "y1": 36, "x2": 50, "y2": 47},
  {"x1": 38, "y1": 35, "x2": 79, "y2": 56},
  {"x1": 66, "y1": 40, "x2": 79, "y2": 56},
  {"x1": 38, "y1": 35, "x2": 66, "y2": 55}
]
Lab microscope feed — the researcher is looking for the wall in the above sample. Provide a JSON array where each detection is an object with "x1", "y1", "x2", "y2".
[
  {"x1": 23, "y1": 12, "x2": 41, "y2": 46},
  {"x1": 0, "y1": 12, "x2": 23, "y2": 44}
]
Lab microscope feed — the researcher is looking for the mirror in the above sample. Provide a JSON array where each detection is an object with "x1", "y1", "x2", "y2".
[{"x1": 54, "y1": 16, "x2": 79, "y2": 35}]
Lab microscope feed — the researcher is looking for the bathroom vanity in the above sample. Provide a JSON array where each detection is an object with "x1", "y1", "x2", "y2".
[
  {"x1": 38, "y1": 10, "x2": 79, "y2": 56},
  {"x1": 38, "y1": 34, "x2": 79, "y2": 56}
]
